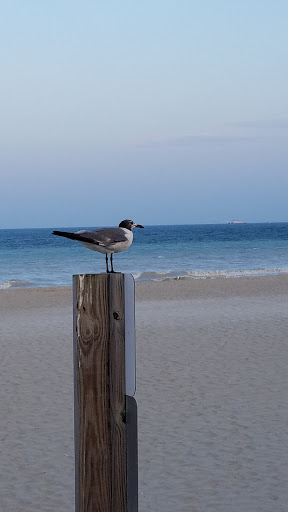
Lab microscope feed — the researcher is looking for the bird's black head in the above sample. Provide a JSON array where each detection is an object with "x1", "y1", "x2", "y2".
[{"x1": 119, "y1": 219, "x2": 144, "y2": 231}]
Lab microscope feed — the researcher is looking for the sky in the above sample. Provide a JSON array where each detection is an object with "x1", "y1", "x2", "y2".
[{"x1": 1, "y1": 0, "x2": 288, "y2": 228}]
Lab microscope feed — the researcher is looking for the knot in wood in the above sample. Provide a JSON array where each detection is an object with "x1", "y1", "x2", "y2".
[{"x1": 113, "y1": 311, "x2": 120, "y2": 320}]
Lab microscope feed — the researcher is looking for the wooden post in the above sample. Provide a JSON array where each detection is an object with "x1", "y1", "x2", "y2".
[{"x1": 73, "y1": 273, "x2": 138, "y2": 512}]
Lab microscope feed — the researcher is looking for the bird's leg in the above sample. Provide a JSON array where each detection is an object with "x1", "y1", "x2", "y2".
[
  {"x1": 110, "y1": 253, "x2": 115, "y2": 273},
  {"x1": 105, "y1": 253, "x2": 110, "y2": 273}
]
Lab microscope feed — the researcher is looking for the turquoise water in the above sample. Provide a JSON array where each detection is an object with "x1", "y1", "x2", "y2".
[{"x1": 1, "y1": 223, "x2": 288, "y2": 288}]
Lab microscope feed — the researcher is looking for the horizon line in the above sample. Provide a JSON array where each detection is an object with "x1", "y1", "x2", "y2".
[{"x1": 1, "y1": 220, "x2": 288, "y2": 231}]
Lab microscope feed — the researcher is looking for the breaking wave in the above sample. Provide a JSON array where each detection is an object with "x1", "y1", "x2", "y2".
[{"x1": 133, "y1": 267, "x2": 288, "y2": 282}]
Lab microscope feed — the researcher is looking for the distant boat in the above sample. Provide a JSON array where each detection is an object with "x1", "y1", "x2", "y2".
[{"x1": 227, "y1": 220, "x2": 247, "y2": 224}]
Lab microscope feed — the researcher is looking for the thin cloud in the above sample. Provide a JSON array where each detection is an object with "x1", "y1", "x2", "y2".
[
  {"x1": 134, "y1": 119, "x2": 288, "y2": 149},
  {"x1": 231, "y1": 118, "x2": 288, "y2": 130},
  {"x1": 135, "y1": 133, "x2": 260, "y2": 148}
]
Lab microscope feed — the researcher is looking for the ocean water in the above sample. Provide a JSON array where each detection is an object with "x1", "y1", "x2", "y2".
[{"x1": 0, "y1": 223, "x2": 288, "y2": 288}]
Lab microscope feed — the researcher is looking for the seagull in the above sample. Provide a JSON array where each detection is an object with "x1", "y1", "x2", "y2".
[{"x1": 52, "y1": 219, "x2": 144, "y2": 273}]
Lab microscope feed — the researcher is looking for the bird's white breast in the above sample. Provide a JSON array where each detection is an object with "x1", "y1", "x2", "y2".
[{"x1": 113, "y1": 228, "x2": 133, "y2": 253}]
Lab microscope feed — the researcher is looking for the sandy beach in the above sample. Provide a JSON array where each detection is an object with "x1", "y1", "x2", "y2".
[{"x1": 1, "y1": 275, "x2": 288, "y2": 511}]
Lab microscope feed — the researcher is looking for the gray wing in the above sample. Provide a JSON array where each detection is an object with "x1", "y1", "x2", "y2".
[{"x1": 78, "y1": 228, "x2": 127, "y2": 246}]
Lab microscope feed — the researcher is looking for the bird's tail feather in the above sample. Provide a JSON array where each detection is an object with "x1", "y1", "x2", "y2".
[{"x1": 52, "y1": 231, "x2": 100, "y2": 245}]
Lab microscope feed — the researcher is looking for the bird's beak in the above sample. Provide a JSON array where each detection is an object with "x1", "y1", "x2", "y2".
[{"x1": 135, "y1": 223, "x2": 144, "y2": 228}]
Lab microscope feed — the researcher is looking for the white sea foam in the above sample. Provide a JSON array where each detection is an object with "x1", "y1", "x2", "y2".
[
  {"x1": 186, "y1": 268, "x2": 288, "y2": 279},
  {"x1": 133, "y1": 267, "x2": 288, "y2": 282},
  {"x1": 133, "y1": 271, "x2": 173, "y2": 281},
  {"x1": 0, "y1": 280, "x2": 34, "y2": 290},
  {"x1": 132, "y1": 273, "x2": 142, "y2": 280}
]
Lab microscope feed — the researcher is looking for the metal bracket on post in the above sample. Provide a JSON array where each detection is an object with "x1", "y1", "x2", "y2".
[{"x1": 124, "y1": 274, "x2": 138, "y2": 512}]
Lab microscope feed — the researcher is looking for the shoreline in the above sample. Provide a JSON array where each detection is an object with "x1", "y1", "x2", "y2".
[
  {"x1": 1, "y1": 274, "x2": 288, "y2": 309},
  {"x1": 2, "y1": 267, "x2": 288, "y2": 290}
]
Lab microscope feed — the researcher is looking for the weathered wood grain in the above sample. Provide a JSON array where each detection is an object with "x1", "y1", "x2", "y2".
[{"x1": 74, "y1": 273, "x2": 127, "y2": 512}]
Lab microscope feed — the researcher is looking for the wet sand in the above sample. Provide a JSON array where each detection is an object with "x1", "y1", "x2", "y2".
[{"x1": 1, "y1": 276, "x2": 288, "y2": 511}]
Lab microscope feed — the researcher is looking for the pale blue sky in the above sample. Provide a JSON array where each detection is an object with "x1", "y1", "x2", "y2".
[{"x1": 1, "y1": 1, "x2": 288, "y2": 228}]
